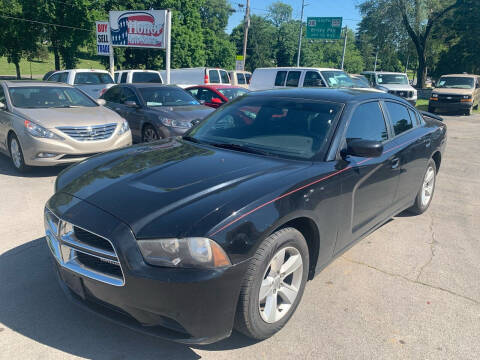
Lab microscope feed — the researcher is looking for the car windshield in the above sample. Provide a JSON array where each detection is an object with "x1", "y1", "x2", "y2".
[
  {"x1": 139, "y1": 87, "x2": 200, "y2": 107},
  {"x1": 217, "y1": 88, "x2": 249, "y2": 100},
  {"x1": 437, "y1": 77, "x2": 474, "y2": 89},
  {"x1": 74, "y1": 72, "x2": 114, "y2": 85},
  {"x1": 8, "y1": 86, "x2": 98, "y2": 108},
  {"x1": 132, "y1": 72, "x2": 162, "y2": 83},
  {"x1": 377, "y1": 74, "x2": 409, "y2": 85},
  {"x1": 351, "y1": 77, "x2": 370, "y2": 88},
  {"x1": 320, "y1": 71, "x2": 355, "y2": 88},
  {"x1": 186, "y1": 97, "x2": 342, "y2": 160}
]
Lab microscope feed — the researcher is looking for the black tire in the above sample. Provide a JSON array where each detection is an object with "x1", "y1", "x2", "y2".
[
  {"x1": 409, "y1": 159, "x2": 436, "y2": 215},
  {"x1": 235, "y1": 227, "x2": 309, "y2": 340},
  {"x1": 142, "y1": 124, "x2": 161, "y2": 143},
  {"x1": 428, "y1": 106, "x2": 435, "y2": 114},
  {"x1": 8, "y1": 134, "x2": 28, "y2": 173},
  {"x1": 465, "y1": 107, "x2": 472, "y2": 116}
]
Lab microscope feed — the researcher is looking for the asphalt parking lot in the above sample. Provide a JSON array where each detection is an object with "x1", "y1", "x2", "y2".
[{"x1": 0, "y1": 113, "x2": 479, "y2": 360}]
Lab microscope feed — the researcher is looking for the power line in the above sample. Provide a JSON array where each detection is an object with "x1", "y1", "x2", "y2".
[{"x1": 0, "y1": 13, "x2": 92, "y2": 32}]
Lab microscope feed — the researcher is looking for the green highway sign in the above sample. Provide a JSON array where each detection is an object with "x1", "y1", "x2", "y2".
[{"x1": 306, "y1": 17, "x2": 343, "y2": 39}]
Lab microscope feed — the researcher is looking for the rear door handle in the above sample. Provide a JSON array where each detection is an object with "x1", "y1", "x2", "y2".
[{"x1": 391, "y1": 157, "x2": 400, "y2": 169}]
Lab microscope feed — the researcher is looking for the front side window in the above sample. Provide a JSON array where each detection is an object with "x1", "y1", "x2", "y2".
[
  {"x1": 120, "y1": 73, "x2": 127, "y2": 83},
  {"x1": 377, "y1": 74, "x2": 409, "y2": 85},
  {"x1": 303, "y1": 71, "x2": 325, "y2": 87},
  {"x1": 114, "y1": 73, "x2": 119, "y2": 82},
  {"x1": 437, "y1": 76, "x2": 474, "y2": 89},
  {"x1": 139, "y1": 87, "x2": 199, "y2": 107},
  {"x1": 385, "y1": 101, "x2": 414, "y2": 136},
  {"x1": 220, "y1": 70, "x2": 230, "y2": 84},
  {"x1": 48, "y1": 73, "x2": 60, "y2": 82},
  {"x1": 120, "y1": 87, "x2": 139, "y2": 104},
  {"x1": 102, "y1": 86, "x2": 122, "y2": 103},
  {"x1": 346, "y1": 102, "x2": 388, "y2": 143},
  {"x1": 188, "y1": 97, "x2": 342, "y2": 160},
  {"x1": 237, "y1": 73, "x2": 246, "y2": 84},
  {"x1": 9, "y1": 86, "x2": 98, "y2": 108},
  {"x1": 74, "y1": 72, "x2": 114, "y2": 85},
  {"x1": 132, "y1": 72, "x2": 162, "y2": 83},
  {"x1": 196, "y1": 88, "x2": 218, "y2": 103},
  {"x1": 321, "y1": 71, "x2": 355, "y2": 88},
  {"x1": 209, "y1": 70, "x2": 220, "y2": 84},
  {"x1": 58, "y1": 72, "x2": 68, "y2": 83},
  {"x1": 275, "y1": 71, "x2": 287, "y2": 86}
]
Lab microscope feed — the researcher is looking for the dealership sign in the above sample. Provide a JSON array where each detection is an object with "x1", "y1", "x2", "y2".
[
  {"x1": 96, "y1": 21, "x2": 111, "y2": 56},
  {"x1": 109, "y1": 10, "x2": 166, "y2": 49}
]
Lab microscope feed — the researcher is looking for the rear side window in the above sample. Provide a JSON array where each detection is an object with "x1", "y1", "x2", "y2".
[
  {"x1": 120, "y1": 73, "x2": 127, "y2": 83},
  {"x1": 209, "y1": 70, "x2": 220, "y2": 84},
  {"x1": 102, "y1": 86, "x2": 121, "y2": 103},
  {"x1": 58, "y1": 72, "x2": 68, "y2": 83},
  {"x1": 220, "y1": 70, "x2": 230, "y2": 83},
  {"x1": 237, "y1": 73, "x2": 246, "y2": 84},
  {"x1": 346, "y1": 102, "x2": 388, "y2": 142},
  {"x1": 385, "y1": 102, "x2": 414, "y2": 136},
  {"x1": 275, "y1": 71, "x2": 287, "y2": 86},
  {"x1": 48, "y1": 73, "x2": 60, "y2": 82},
  {"x1": 74, "y1": 72, "x2": 114, "y2": 85},
  {"x1": 286, "y1": 71, "x2": 301, "y2": 87},
  {"x1": 303, "y1": 71, "x2": 325, "y2": 87}
]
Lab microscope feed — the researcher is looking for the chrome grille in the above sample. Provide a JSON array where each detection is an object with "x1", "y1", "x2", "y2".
[
  {"x1": 389, "y1": 90, "x2": 413, "y2": 98},
  {"x1": 438, "y1": 94, "x2": 463, "y2": 103},
  {"x1": 57, "y1": 123, "x2": 117, "y2": 141},
  {"x1": 44, "y1": 208, "x2": 125, "y2": 286}
]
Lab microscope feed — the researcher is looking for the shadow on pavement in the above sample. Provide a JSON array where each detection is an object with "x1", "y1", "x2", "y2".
[
  {"x1": 0, "y1": 154, "x2": 67, "y2": 178},
  {"x1": 0, "y1": 239, "x2": 256, "y2": 359}
]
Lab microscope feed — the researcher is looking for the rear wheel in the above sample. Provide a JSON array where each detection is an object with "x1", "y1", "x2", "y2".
[
  {"x1": 409, "y1": 159, "x2": 436, "y2": 215},
  {"x1": 235, "y1": 227, "x2": 309, "y2": 340},
  {"x1": 142, "y1": 124, "x2": 160, "y2": 143},
  {"x1": 8, "y1": 134, "x2": 28, "y2": 173}
]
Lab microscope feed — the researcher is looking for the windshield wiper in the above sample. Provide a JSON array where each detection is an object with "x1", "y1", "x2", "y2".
[{"x1": 208, "y1": 142, "x2": 269, "y2": 156}]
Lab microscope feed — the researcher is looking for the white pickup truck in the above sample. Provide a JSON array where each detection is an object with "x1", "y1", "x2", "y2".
[{"x1": 46, "y1": 69, "x2": 115, "y2": 99}]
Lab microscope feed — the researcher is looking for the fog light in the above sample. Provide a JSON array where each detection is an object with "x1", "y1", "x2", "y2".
[{"x1": 37, "y1": 152, "x2": 58, "y2": 158}]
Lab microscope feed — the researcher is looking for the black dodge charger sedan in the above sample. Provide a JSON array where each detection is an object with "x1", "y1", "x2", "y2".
[{"x1": 44, "y1": 88, "x2": 446, "y2": 344}]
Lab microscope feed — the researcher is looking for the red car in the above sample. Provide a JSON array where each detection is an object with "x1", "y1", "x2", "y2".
[{"x1": 185, "y1": 85, "x2": 249, "y2": 108}]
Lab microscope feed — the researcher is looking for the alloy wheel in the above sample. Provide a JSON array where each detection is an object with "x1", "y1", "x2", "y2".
[
  {"x1": 10, "y1": 138, "x2": 22, "y2": 169},
  {"x1": 143, "y1": 126, "x2": 159, "y2": 142},
  {"x1": 421, "y1": 166, "x2": 435, "y2": 207},
  {"x1": 259, "y1": 246, "x2": 303, "y2": 323}
]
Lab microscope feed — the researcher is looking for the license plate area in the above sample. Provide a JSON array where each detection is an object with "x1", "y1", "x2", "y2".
[{"x1": 60, "y1": 269, "x2": 86, "y2": 299}]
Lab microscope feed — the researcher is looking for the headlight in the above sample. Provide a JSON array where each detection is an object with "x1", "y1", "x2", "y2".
[
  {"x1": 431, "y1": 93, "x2": 438, "y2": 98},
  {"x1": 24, "y1": 120, "x2": 63, "y2": 140},
  {"x1": 160, "y1": 117, "x2": 192, "y2": 129},
  {"x1": 118, "y1": 120, "x2": 130, "y2": 135},
  {"x1": 137, "y1": 237, "x2": 231, "y2": 269},
  {"x1": 462, "y1": 95, "x2": 472, "y2": 99}
]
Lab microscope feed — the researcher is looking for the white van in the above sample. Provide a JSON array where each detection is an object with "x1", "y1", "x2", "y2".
[
  {"x1": 249, "y1": 67, "x2": 356, "y2": 91},
  {"x1": 160, "y1": 67, "x2": 231, "y2": 88},
  {"x1": 229, "y1": 70, "x2": 252, "y2": 89},
  {"x1": 114, "y1": 70, "x2": 163, "y2": 84}
]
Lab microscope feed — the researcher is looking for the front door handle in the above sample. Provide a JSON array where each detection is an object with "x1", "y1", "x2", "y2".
[
  {"x1": 425, "y1": 139, "x2": 431, "y2": 148},
  {"x1": 391, "y1": 157, "x2": 400, "y2": 169}
]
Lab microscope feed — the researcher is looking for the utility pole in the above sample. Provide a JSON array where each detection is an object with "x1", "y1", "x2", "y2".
[
  {"x1": 340, "y1": 26, "x2": 347, "y2": 70},
  {"x1": 374, "y1": 47, "x2": 379, "y2": 72},
  {"x1": 242, "y1": 0, "x2": 250, "y2": 70},
  {"x1": 296, "y1": 0, "x2": 306, "y2": 67},
  {"x1": 405, "y1": 53, "x2": 409, "y2": 74}
]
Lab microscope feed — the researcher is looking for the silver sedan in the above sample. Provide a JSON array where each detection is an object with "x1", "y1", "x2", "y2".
[{"x1": 0, "y1": 81, "x2": 132, "y2": 172}]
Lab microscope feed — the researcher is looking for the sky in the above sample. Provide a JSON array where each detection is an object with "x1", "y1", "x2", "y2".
[{"x1": 226, "y1": 0, "x2": 362, "y2": 34}]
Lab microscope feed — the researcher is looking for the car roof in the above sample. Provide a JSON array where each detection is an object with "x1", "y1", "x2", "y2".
[
  {"x1": 1, "y1": 80, "x2": 72, "y2": 87},
  {"x1": 361, "y1": 71, "x2": 408, "y2": 75},
  {"x1": 54, "y1": 69, "x2": 110, "y2": 73},
  {"x1": 187, "y1": 85, "x2": 246, "y2": 90},
  {"x1": 439, "y1": 74, "x2": 477, "y2": 78},
  {"x1": 114, "y1": 70, "x2": 160, "y2": 73},
  {"x1": 119, "y1": 83, "x2": 179, "y2": 89},
  {"x1": 246, "y1": 88, "x2": 411, "y2": 105},
  {"x1": 254, "y1": 67, "x2": 341, "y2": 72}
]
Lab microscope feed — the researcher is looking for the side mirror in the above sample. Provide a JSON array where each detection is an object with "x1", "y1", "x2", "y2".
[
  {"x1": 124, "y1": 101, "x2": 139, "y2": 108},
  {"x1": 344, "y1": 139, "x2": 383, "y2": 158},
  {"x1": 211, "y1": 97, "x2": 223, "y2": 105},
  {"x1": 191, "y1": 119, "x2": 201, "y2": 127},
  {"x1": 0, "y1": 102, "x2": 6, "y2": 110},
  {"x1": 97, "y1": 99, "x2": 106, "y2": 106}
]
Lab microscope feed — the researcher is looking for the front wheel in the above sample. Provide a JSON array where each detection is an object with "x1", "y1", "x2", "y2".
[
  {"x1": 235, "y1": 227, "x2": 309, "y2": 340},
  {"x1": 409, "y1": 159, "x2": 436, "y2": 215},
  {"x1": 465, "y1": 107, "x2": 472, "y2": 116},
  {"x1": 142, "y1": 124, "x2": 161, "y2": 143},
  {"x1": 9, "y1": 134, "x2": 28, "y2": 172}
]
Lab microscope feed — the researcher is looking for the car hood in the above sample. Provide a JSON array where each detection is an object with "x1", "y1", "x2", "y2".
[
  {"x1": 14, "y1": 106, "x2": 123, "y2": 129},
  {"x1": 376, "y1": 84, "x2": 416, "y2": 91},
  {"x1": 149, "y1": 105, "x2": 214, "y2": 121},
  {"x1": 432, "y1": 88, "x2": 474, "y2": 96},
  {"x1": 56, "y1": 139, "x2": 308, "y2": 238}
]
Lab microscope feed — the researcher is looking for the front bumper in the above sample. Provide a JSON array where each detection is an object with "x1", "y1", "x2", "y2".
[
  {"x1": 21, "y1": 130, "x2": 132, "y2": 166},
  {"x1": 429, "y1": 101, "x2": 473, "y2": 112},
  {"x1": 45, "y1": 193, "x2": 247, "y2": 344}
]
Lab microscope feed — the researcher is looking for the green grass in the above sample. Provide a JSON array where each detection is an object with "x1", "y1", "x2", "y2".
[{"x1": 0, "y1": 52, "x2": 104, "y2": 79}]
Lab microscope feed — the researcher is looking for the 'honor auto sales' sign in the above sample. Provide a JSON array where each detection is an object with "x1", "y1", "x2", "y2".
[{"x1": 109, "y1": 10, "x2": 166, "y2": 49}]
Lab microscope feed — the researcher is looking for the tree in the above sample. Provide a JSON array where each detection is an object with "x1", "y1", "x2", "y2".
[
  {"x1": 267, "y1": 1, "x2": 292, "y2": 27},
  {"x1": 0, "y1": 0, "x2": 38, "y2": 78},
  {"x1": 358, "y1": 0, "x2": 461, "y2": 87}
]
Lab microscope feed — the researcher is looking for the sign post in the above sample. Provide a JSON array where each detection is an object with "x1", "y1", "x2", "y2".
[
  {"x1": 166, "y1": 10, "x2": 171, "y2": 84},
  {"x1": 235, "y1": 55, "x2": 244, "y2": 71},
  {"x1": 306, "y1": 17, "x2": 343, "y2": 39}
]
